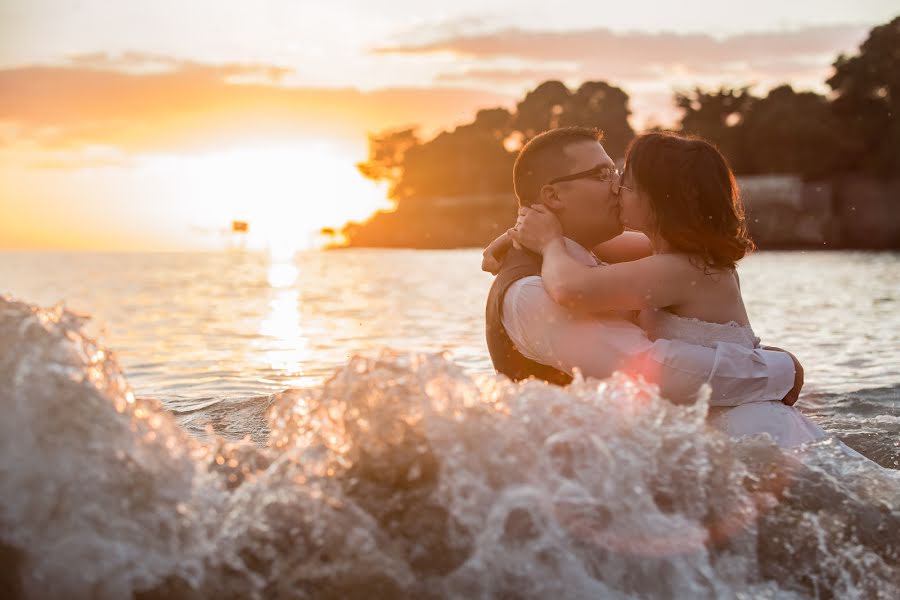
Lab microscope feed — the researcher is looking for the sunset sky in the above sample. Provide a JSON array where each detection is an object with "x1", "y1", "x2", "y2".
[{"x1": 1, "y1": 1, "x2": 896, "y2": 251}]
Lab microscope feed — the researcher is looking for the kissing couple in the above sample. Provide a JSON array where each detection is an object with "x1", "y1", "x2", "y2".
[{"x1": 483, "y1": 127, "x2": 833, "y2": 449}]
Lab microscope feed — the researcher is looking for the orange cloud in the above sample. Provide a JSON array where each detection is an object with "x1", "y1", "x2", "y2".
[
  {"x1": 0, "y1": 57, "x2": 514, "y2": 158},
  {"x1": 66, "y1": 51, "x2": 294, "y2": 81}
]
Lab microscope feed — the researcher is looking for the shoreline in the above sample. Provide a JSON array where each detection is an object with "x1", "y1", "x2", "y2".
[{"x1": 333, "y1": 175, "x2": 900, "y2": 251}]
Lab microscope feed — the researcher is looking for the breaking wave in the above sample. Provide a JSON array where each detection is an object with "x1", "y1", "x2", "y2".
[{"x1": 1, "y1": 296, "x2": 898, "y2": 599}]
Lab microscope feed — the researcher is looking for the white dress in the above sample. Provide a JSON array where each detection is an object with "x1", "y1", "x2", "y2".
[{"x1": 642, "y1": 309, "x2": 827, "y2": 448}]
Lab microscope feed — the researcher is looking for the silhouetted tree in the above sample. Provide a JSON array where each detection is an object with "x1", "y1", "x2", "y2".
[
  {"x1": 561, "y1": 81, "x2": 634, "y2": 159},
  {"x1": 511, "y1": 81, "x2": 572, "y2": 140},
  {"x1": 358, "y1": 81, "x2": 634, "y2": 203},
  {"x1": 510, "y1": 80, "x2": 634, "y2": 157},
  {"x1": 740, "y1": 85, "x2": 861, "y2": 179},
  {"x1": 356, "y1": 128, "x2": 420, "y2": 198},
  {"x1": 827, "y1": 16, "x2": 900, "y2": 177},
  {"x1": 344, "y1": 15, "x2": 900, "y2": 249},
  {"x1": 470, "y1": 107, "x2": 516, "y2": 140},
  {"x1": 395, "y1": 110, "x2": 516, "y2": 201},
  {"x1": 675, "y1": 86, "x2": 756, "y2": 170}
]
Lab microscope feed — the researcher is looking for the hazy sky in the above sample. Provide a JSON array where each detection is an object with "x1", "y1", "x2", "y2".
[{"x1": 1, "y1": 1, "x2": 895, "y2": 251}]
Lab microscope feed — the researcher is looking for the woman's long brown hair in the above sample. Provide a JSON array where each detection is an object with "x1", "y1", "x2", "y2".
[{"x1": 624, "y1": 132, "x2": 755, "y2": 271}]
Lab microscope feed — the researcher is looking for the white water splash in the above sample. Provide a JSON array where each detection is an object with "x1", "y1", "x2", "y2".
[{"x1": 1, "y1": 296, "x2": 898, "y2": 599}]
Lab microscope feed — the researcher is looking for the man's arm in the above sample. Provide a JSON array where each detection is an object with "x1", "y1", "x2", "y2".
[
  {"x1": 760, "y1": 346, "x2": 804, "y2": 406},
  {"x1": 636, "y1": 339, "x2": 797, "y2": 406},
  {"x1": 502, "y1": 277, "x2": 652, "y2": 379},
  {"x1": 503, "y1": 279, "x2": 798, "y2": 405},
  {"x1": 482, "y1": 231, "x2": 514, "y2": 275}
]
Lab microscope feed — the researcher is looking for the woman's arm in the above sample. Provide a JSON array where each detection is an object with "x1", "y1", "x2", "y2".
[
  {"x1": 509, "y1": 205, "x2": 689, "y2": 312},
  {"x1": 540, "y1": 239, "x2": 689, "y2": 312},
  {"x1": 591, "y1": 232, "x2": 653, "y2": 264}
]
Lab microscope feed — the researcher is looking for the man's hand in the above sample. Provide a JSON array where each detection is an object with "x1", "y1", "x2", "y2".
[
  {"x1": 763, "y1": 346, "x2": 804, "y2": 406},
  {"x1": 481, "y1": 254, "x2": 501, "y2": 275},
  {"x1": 482, "y1": 231, "x2": 516, "y2": 275},
  {"x1": 782, "y1": 351, "x2": 804, "y2": 406}
]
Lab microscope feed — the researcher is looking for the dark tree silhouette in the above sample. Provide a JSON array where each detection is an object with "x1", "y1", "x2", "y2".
[
  {"x1": 396, "y1": 112, "x2": 516, "y2": 201},
  {"x1": 675, "y1": 86, "x2": 756, "y2": 171},
  {"x1": 740, "y1": 85, "x2": 861, "y2": 179},
  {"x1": 346, "y1": 16, "x2": 899, "y2": 248},
  {"x1": 827, "y1": 16, "x2": 900, "y2": 177},
  {"x1": 356, "y1": 128, "x2": 420, "y2": 199},
  {"x1": 561, "y1": 81, "x2": 634, "y2": 159},
  {"x1": 511, "y1": 81, "x2": 572, "y2": 139},
  {"x1": 357, "y1": 81, "x2": 634, "y2": 205}
]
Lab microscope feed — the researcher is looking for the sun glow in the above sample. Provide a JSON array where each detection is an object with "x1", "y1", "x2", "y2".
[{"x1": 142, "y1": 141, "x2": 390, "y2": 254}]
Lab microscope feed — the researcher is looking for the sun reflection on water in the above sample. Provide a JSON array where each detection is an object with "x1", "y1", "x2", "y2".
[
  {"x1": 252, "y1": 257, "x2": 313, "y2": 381},
  {"x1": 266, "y1": 260, "x2": 299, "y2": 289}
]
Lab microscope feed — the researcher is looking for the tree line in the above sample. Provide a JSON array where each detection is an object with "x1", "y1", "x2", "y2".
[{"x1": 355, "y1": 16, "x2": 898, "y2": 209}]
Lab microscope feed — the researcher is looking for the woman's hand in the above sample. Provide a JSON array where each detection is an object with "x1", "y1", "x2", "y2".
[{"x1": 508, "y1": 204, "x2": 564, "y2": 254}]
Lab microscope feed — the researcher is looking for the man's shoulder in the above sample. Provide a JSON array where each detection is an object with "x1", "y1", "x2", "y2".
[
  {"x1": 504, "y1": 276, "x2": 553, "y2": 309},
  {"x1": 507, "y1": 274, "x2": 543, "y2": 288},
  {"x1": 502, "y1": 275, "x2": 559, "y2": 328},
  {"x1": 504, "y1": 275, "x2": 642, "y2": 333}
]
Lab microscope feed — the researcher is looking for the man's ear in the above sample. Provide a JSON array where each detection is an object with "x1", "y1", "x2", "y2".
[{"x1": 538, "y1": 184, "x2": 564, "y2": 210}]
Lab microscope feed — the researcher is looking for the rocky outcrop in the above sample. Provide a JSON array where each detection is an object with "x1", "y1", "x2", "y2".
[
  {"x1": 741, "y1": 175, "x2": 899, "y2": 249},
  {"x1": 834, "y1": 177, "x2": 900, "y2": 249},
  {"x1": 741, "y1": 176, "x2": 839, "y2": 248}
]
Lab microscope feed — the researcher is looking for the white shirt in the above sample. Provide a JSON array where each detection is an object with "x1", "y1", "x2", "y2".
[{"x1": 501, "y1": 241, "x2": 795, "y2": 405}]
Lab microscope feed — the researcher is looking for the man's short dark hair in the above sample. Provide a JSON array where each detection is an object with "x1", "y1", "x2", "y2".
[{"x1": 513, "y1": 127, "x2": 604, "y2": 207}]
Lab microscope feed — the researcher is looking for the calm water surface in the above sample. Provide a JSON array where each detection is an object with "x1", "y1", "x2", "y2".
[{"x1": 1, "y1": 249, "x2": 898, "y2": 403}]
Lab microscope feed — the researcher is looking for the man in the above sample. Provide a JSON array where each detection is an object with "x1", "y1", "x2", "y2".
[{"x1": 485, "y1": 127, "x2": 801, "y2": 405}]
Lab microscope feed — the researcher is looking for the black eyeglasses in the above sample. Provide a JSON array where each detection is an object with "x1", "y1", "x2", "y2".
[{"x1": 547, "y1": 165, "x2": 619, "y2": 185}]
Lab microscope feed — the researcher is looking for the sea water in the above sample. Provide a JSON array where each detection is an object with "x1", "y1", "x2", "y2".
[{"x1": 1, "y1": 249, "x2": 898, "y2": 598}]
